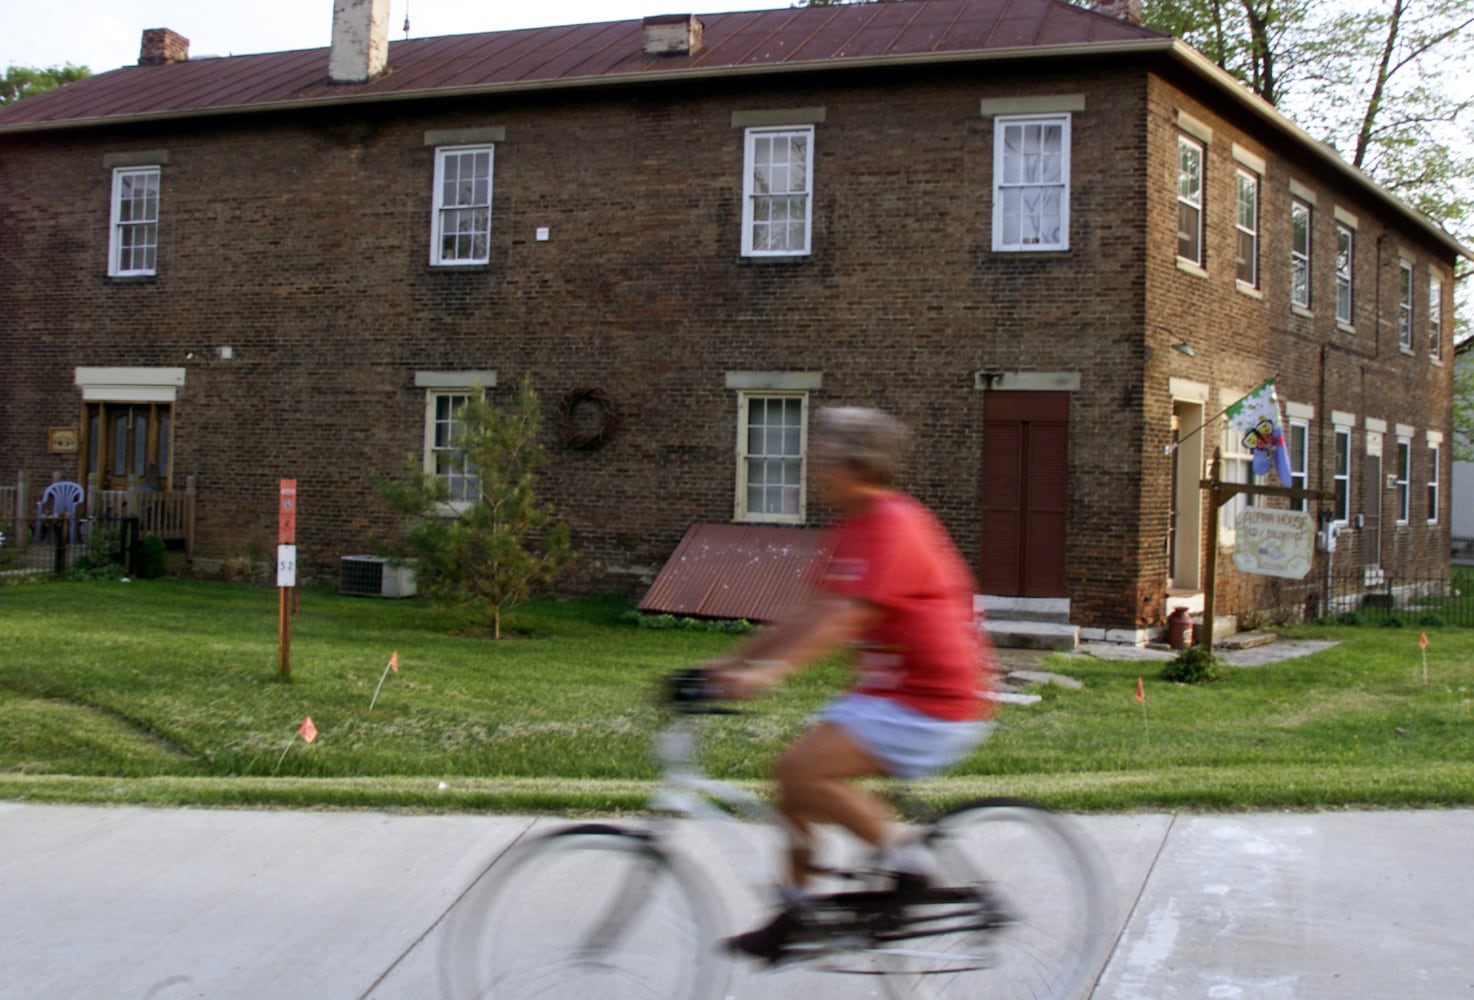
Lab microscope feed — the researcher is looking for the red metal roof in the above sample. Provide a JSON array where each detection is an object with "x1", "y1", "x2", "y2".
[
  {"x1": 0, "y1": 0, "x2": 1164, "y2": 131},
  {"x1": 639, "y1": 523, "x2": 831, "y2": 623}
]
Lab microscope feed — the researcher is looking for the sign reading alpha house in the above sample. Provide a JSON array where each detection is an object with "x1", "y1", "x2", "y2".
[{"x1": 1233, "y1": 508, "x2": 1316, "y2": 580}]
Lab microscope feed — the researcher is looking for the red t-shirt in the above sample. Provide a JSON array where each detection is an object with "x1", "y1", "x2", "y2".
[{"x1": 822, "y1": 493, "x2": 996, "y2": 721}]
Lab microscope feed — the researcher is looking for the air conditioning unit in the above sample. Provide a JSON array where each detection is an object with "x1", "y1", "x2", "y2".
[{"x1": 340, "y1": 555, "x2": 417, "y2": 598}]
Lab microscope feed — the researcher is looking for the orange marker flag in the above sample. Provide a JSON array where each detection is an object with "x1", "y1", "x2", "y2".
[
  {"x1": 1419, "y1": 632, "x2": 1428, "y2": 650},
  {"x1": 389, "y1": 651, "x2": 399, "y2": 673},
  {"x1": 1135, "y1": 676, "x2": 1145, "y2": 703},
  {"x1": 298, "y1": 716, "x2": 318, "y2": 743}
]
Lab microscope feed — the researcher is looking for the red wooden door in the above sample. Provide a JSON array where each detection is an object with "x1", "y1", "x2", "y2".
[{"x1": 979, "y1": 392, "x2": 1069, "y2": 596}]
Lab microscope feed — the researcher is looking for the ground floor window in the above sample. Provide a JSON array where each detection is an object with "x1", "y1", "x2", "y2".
[{"x1": 736, "y1": 392, "x2": 807, "y2": 523}]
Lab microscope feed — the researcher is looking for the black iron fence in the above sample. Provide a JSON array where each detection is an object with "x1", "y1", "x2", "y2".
[
  {"x1": 1253, "y1": 569, "x2": 1474, "y2": 629},
  {"x1": 0, "y1": 516, "x2": 147, "y2": 578}
]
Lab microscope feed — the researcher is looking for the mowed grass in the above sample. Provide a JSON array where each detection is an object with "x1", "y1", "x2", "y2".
[{"x1": 2, "y1": 577, "x2": 1472, "y2": 813}]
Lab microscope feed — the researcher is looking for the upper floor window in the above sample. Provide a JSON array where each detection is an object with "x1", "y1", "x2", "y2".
[
  {"x1": 1290, "y1": 199, "x2": 1311, "y2": 309},
  {"x1": 1234, "y1": 170, "x2": 1258, "y2": 287},
  {"x1": 1332, "y1": 424, "x2": 1352, "y2": 524},
  {"x1": 742, "y1": 126, "x2": 813, "y2": 257},
  {"x1": 1398, "y1": 260, "x2": 1414, "y2": 351},
  {"x1": 1335, "y1": 224, "x2": 1354, "y2": 325},
  {"x1": 1176, "y1": 136, "x2": 1204, "y2": 266},
  {"x1": 1429, "y1": 276, "x2": 1443, "y2": 361},
  {"x1": 737, "y1": 392, "x2": 807, "y2": 523},
  {"x1": 431, "y1": 145, "x2": 493, "y2": 266},
  {"x1": 109, "y1": 166, "x2": 160, "y2": 277},
  {"x1": 994, "y1": 114, "x2": 1071, "y2": 252}
]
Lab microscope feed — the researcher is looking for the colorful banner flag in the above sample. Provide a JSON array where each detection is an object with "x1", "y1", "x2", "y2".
[
  {"x1": 1224, "y1": 379, "x2": 1294, "y2": 486},
  {"x1": 298, "y1": 716, "x2": 318, "y2": 744}
]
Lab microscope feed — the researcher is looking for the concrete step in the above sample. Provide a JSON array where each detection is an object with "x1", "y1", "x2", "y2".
[
  {"x1": 984, "y1": 619, "x2": 1079, "y2": 651},
  {"x1": 978, "y1": 595, "x2": 1071, "y2": 624}
]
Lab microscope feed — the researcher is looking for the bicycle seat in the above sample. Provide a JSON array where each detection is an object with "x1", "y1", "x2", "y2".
[{"x1": 665, "y1": 668, "x2": 741, "y2": 714}]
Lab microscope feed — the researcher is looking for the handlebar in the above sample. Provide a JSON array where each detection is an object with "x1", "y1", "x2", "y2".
[{"x1": 665, "y1": 668, "x2": 743, "y2": 715}]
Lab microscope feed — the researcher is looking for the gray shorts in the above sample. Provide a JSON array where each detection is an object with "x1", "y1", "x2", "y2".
[{"x1": 819, "y1": 693, "x2": 993, "y2": 779}]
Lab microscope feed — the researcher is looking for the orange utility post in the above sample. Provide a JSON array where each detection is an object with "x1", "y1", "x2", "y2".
[{"x1": 277, "y1": 479, "x2": 297, "y2": 681}]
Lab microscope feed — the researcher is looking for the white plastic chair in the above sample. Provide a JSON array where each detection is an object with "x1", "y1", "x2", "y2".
[{"x1": 34, "y1": 481, "x2": 85, "y2": 544}]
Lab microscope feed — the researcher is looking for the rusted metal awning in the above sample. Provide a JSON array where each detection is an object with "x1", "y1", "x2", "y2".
[{"x1": 639, "y1": 523, "x2": 830, "y2": 623}]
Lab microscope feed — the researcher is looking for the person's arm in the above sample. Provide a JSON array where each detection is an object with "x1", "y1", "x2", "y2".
[{"x1": 705, "y1": 593, "x2": 879, "y2": 700}]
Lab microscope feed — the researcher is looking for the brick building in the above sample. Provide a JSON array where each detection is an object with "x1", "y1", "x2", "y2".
[{"x1": 1, "y1": 0, "x2": 1465, "y2": 640}]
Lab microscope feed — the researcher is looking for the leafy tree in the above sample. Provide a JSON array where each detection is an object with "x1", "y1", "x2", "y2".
[
  {"x1": 1455, "y1": 337, "x2": 1474, "y2": 460},
  {"x1": 0, "y1": 64, "x2": 90, "y2": 105},
  {"x1": 379, "y1": 377, "x2": 573, "y2": 639}
]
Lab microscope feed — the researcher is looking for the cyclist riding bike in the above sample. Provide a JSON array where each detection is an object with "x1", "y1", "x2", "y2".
[{"x1": 704, "y1": 406, "x2": 998, "y2": 963}]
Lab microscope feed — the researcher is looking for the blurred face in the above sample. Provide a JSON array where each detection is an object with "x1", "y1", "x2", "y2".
[{"x1": 812, "y1": 442, "x2": 875, "y2": 514}]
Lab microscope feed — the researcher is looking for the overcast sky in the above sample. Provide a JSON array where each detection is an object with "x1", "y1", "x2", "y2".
[{"x1": 1, "y1": 0, "x2": 786, "y2": 73}]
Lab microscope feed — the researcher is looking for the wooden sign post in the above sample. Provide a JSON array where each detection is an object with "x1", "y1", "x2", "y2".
[{"x1": 277, "y1": 479, "x2": 297, "y2": 681}]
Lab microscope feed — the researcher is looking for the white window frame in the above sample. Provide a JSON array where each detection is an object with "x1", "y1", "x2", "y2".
[
  {"x1": 1176, "y1": 136, "x2": 1204, "y2": 266},
  {"x1": 993, "y1": 113, "x2": 1071, "y2": 252},
  {"x1": 1429, "y1": 276, "x2": 1443, "y2": 361},
  {"x1": 1394, "y1": 436, "x2": 1411, "y2": 525},
  {"x1": 1332, "y1": 423, "x2": 1352, "y2": 525},
  {"x1": 423, "y1": 389, "x2": 484, "y2": 512},
  {"x1": 741, "y1": 126, "x2": 814, "y2": 258},
  {"x1": 430, "y1": 145, "x2": 494, "y2": 266},
  {"x1": 1398, "y1": 260, "x2": 1414, "y2": 351},
  {"x1": 1427, "y1": 441, "x2": 1440, "y2": 524},
  {"x1": 735, "y1": 391, "x2": 808, "y2": 523},
  {"x1": 1288, "y1": 417, "x2": 1310, "y2": 512},
  {"x1": 1335, "y1": 224, "x2": 1354, "y2": 325},
  {"x1": 109, "y1": 166, "x2": 161, "y2": 277},
  {"x1": 1234, "y1": 169, "x2": 1258, "y2": 287},
  {"x1": 1290, "y1": 199, "x2": 1312, "y2": 309},
  {"x1": 1219, "y1": 424, "x2": 1254, "y2": 543}
]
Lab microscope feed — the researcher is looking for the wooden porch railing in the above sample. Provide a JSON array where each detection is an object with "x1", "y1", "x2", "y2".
[{"x1": 1, "y1": 472, "x2": 196, "y2": 559}]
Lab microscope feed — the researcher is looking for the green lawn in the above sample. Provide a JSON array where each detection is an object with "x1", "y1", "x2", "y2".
[{"x1": 2, "y1": 578, "x2": 1472, "y2": 813}]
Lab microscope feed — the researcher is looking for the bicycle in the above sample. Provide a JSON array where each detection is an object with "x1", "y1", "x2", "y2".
[{"x1": 439, "y1": 669, "x2": 1111, "y2": 999}]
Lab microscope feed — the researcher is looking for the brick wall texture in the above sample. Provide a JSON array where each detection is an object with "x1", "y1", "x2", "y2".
[{"x1": 0, "y1": 59, "x2": 1458, "y2": 632}]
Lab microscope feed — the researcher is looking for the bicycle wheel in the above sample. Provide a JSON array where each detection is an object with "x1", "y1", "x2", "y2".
[
  {"x1": 881, "y1": 797, "x2": 1109, "y2": 1000},
  {"x1": 439, "y1": 823, "x2": 728, "y2": 1000}
]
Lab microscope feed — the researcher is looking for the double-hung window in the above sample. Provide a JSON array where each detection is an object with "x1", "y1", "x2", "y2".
[
  {"x1": 1234, "y1": 170, "x2": 1258, "y2": 287},
  {"x1": 737, "y1": 393, "x2": 807, "y2": 523},
  {"x1": 1429, "y1": 276, "x2": 1443, "y2": 361},
  {"x1": 431, "y1": 145, "x2": 493, "y2": 266},
  {"x1": 1290, "y1": 199, "x2": 1311, "y2": 309},
  {"x1": 1176, "y1": 136, "x2": 1204, "y2": 266},
  {"x1": 1288, "y1": 418, "x2": 1310, "y2": 512},
  {"x1": 426, "y1": 391, "x2": 479, "y2": 507},
  {"x1": 742, "y1": 126, "x2": 813, "y2": 257},
  {"x1": 1332, "y1": 424, "x2": 1352, "y2": 525},
  {"x1": 1335, "y1": 224, "x2": 1354, "y2": 325},
  {"x1": 109, "y1": 166, "x2": 160, "y2": 277},
  {"x1": 1394, "y1": 436, "x2": 1411, "y2": 525},
  {"x1": 1398, "y1": 261, "x2": 1414, "y2": 351},
  {"x1": 1427, "y1": 441, "x2": 1441, "y2": 523},
  {"x1": 993, "y1": 114, "x2": 1070, "y2": 251},
  {"x1": 1219, "y1": 424, "x2": 1253, "y2": 542}
]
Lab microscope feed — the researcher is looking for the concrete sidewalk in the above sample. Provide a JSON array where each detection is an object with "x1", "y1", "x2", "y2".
[{"x1": 1, "y1": 802, "x2": 1470, "y2": 999}]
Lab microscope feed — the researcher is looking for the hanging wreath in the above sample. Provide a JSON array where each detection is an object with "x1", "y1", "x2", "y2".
[{"x1": 556, "y1": 385, "x2": 620, "y2": 449}]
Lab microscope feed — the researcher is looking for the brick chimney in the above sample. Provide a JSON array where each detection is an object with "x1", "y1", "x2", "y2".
[
  {"x1": 1090, "y1": 0, "x2": 1142, "y2": 23},
  {"x1": 329, "y1": 0, "x2": 391, "y2": 83},
  {"x1": 642, "y1": 14, "x2": 704, "y2": 57},
  {"x1": 139, "y1": 28, "x2": 190, "y2": 66}
]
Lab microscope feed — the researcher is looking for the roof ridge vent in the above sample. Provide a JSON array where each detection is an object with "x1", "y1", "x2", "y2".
[{"x1": 643, "y1": 14, "x2": 704, "y2": 57}]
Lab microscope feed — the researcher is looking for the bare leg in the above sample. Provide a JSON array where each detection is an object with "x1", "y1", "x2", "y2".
[{"x1": 773, "y1": 721, "x2": 894, "y2": 885}]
